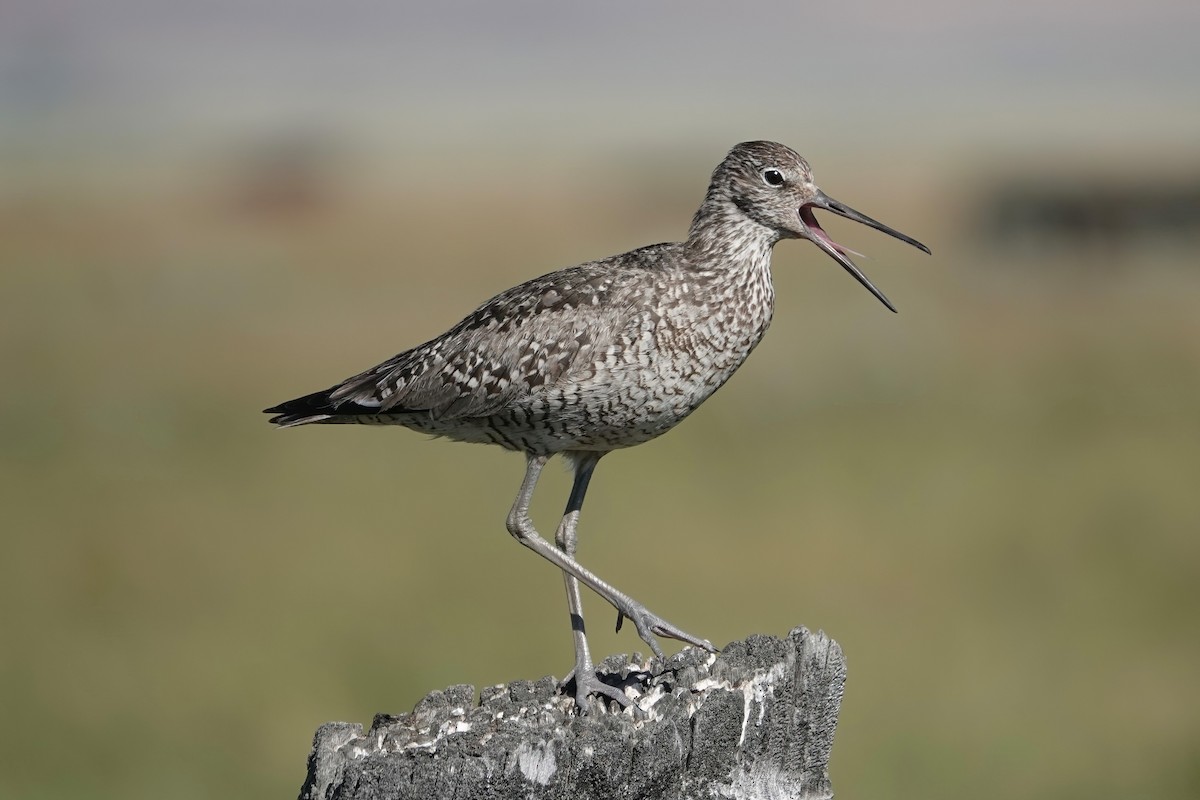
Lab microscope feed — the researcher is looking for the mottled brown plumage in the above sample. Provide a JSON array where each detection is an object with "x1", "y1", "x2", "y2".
[{"x1": 266, "y1": 141, "x2": 929, "y2": 710}]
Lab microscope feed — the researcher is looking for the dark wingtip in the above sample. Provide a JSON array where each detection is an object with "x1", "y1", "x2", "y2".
[
  {"x1": 263, "y1": 402, "x2": 299, "y2": 425},
  {"x1": 263, "y1": 388, "x2": 340, "y2": 426}
]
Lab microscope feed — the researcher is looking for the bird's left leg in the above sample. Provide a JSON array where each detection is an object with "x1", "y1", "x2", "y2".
[
  {"x1": 554, "y1": 452, "x2": 631, "y2": 710},
  {"x1": 505, "y1": 455, "x2": 714, "y2": 692}
]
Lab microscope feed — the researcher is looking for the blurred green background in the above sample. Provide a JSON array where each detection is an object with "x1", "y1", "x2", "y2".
[{"x1": 3, "y1": 2, "x2": 1199, "y2": 799}]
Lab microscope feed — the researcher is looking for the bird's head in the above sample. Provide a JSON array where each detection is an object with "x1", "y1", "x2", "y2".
[{"x1": 707, "y1": 140, "x2": 931, "y2": 312}]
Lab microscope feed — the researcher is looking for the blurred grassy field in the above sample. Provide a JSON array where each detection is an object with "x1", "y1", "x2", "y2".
[{"x1": 2, "y1": 146, "x2": 1198, "y2": 800}]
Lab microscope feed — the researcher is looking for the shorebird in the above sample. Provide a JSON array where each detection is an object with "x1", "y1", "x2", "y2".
[{"x1": 266, "y1": 141, "x2": 929, "y2": 710}]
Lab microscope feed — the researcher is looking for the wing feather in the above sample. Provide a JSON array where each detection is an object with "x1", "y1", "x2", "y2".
[{"x1": 321, "y1": 264, "x2": 626, "y2": 421}]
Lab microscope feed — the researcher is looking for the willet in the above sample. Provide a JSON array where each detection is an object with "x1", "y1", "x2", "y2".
[{"x1": 266, "y1": 141, "x2": 930, "y2": 709}]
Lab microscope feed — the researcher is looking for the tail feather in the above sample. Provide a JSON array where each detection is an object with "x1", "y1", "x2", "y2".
[
  {"x1": 267, "y1": 377, "x2": 426, "y2": 427},
  {"x1": 264, "y1": 387, "x2": 362, "y2": 427}
]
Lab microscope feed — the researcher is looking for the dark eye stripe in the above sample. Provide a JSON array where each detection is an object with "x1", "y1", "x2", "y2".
[{"x1": 762, "y1": 169, "x2": 784, "y2": 187}]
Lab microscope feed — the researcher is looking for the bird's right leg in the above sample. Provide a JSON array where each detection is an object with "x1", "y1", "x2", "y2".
[{"x1": 506, "y1": 454, "x2": 715, "y2": 703}]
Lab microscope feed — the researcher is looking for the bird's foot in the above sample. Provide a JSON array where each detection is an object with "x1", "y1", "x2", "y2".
[
  {"x1": 614, "y1": 603, "x2": 717, "y2": 660},
  {"x1": 560, "y1": 668, "x2": 634, "y2": 714}
]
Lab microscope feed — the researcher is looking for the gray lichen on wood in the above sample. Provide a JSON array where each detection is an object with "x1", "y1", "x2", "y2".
[{"x1": 299, "y1": 626, "x2": 846, "y2": 800}]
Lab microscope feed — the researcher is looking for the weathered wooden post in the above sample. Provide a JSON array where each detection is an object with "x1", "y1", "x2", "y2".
[{"x1": 299, "y1": 626, "x2": 846, "y2": 799}]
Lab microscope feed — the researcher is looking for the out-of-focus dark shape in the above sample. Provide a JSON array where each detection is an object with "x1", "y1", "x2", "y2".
[
  {"x1": 215, "y1": 132, "x2": 342, "y2": 224},
  {"x1": 977, "y1": 164, "x2": 1200, "y2": 261}
]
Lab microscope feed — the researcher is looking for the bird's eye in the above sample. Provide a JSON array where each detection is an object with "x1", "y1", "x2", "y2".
[{"x1": 762, "y1": 169, "x2": 785, "y2": 187}]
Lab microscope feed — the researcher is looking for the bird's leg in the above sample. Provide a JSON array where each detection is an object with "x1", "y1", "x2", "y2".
[
  {"x1": 552, "y1": 453, "x2": 631, "y2": 710},
  {"x1": 506, "y1": 455, "x2": 716, "y2": 697}
]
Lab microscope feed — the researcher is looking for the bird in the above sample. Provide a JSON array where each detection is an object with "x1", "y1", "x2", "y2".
[{"x1": 265, "y1": 141, "x2": 930, "y2": 710}]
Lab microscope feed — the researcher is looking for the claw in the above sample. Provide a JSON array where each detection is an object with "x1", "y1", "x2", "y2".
[
  {"x1": 614, "y1": 600, "x2": 713, "y2": 658},
  {"x1": 561, "y1": 670, "x2": 635, "y2": 714}
]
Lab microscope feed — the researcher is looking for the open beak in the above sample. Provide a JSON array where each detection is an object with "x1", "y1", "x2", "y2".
[{"x1": 799, "y1": 190, "x2": 931, "y2": 313}]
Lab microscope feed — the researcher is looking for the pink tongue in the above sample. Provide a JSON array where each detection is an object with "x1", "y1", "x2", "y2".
[{"x1": 800, "y1": 206, "x2": 867, "y2": 259}]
